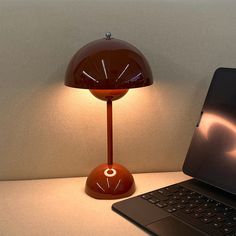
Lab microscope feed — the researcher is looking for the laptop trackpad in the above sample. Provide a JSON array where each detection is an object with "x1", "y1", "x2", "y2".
[{"x1": 147, "y1": 216, "x2": 205, "y2": 236}]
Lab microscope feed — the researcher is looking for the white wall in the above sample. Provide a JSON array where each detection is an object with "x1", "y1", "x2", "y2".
[{"x1": 0, "y1": 0, "x2": 236, "y2": 180}]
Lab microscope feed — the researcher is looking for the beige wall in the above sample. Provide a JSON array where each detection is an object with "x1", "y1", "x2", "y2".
[{"x1": 0, "y1": 0, "x2": 236, "y2": 180}]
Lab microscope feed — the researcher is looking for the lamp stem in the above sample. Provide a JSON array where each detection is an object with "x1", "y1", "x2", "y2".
[{"x1": 107, "y1": 99, "x2": 113, "y2": 165}]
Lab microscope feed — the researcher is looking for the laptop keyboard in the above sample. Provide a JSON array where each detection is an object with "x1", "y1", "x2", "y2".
[{"x1": 141, "y1": 184, "x2": 236, "y2": 236}]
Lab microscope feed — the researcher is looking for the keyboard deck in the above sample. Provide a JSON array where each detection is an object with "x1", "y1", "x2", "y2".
[{"x1": 141, "y1": 184, "x2": 236, "y2": 236}]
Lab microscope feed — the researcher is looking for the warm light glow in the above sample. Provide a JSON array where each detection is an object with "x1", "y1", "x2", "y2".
[
  {"x1": 227, "y1": 149, "x2": 236, "y2": 157},
  {"x1": 55, "y1": 84, "x2": 155, "y2": 152},
  {"x1": 199, "y1": 113, "x2": 236, "y2": 158},
  {"x1": 58, "y1": 84, "x2": 154, "y2": 123},
  {"x1": 52, "y1": 85, "x2": 105, "y2": 134}
]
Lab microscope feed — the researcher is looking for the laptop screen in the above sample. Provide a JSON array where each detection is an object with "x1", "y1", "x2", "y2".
[{"x1": 183, "y1": 68, "x2": 236, "y2": 195}]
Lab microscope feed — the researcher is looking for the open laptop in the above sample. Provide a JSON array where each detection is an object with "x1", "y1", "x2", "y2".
[{"x1": 112, "y1": 68, "x2": 236, "y2": 236}]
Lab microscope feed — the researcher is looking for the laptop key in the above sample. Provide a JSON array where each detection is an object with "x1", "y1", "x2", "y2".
[
  {"x1": 165, "y1": 185, "x2": 181, "y2": 193},
  {"x1": 224, "y1": 221, "x2": 236, "y2": 227},
  {"x1": 215, "y1": 202, "x2": 224, "y2": 207},
  {"x1": 148, "y1": 197, "x2": 160, "y2": 204},
  {"x1": 194, "y1": 207, "x2": 206, "y2": 213},
  {"x1": 191, "y1": 212, "x2": 203, "y2": 218},
  {"x1": 221, "y1": 227, "x2": 233, "y2": 234},
  {"x1": 205, "y1": 211, "x2": 215, "y2": 217},
  {"x1": 177, "y1": 192, "x2": 186, "y2": 197},
  {"x1": 225, "y1": 232, "x2": 236, "y2": 236},
  {"x1": 193, "y1": 199, "x2": 204, "y2": 204},
  {"x1": 198, "y1": 195, "x2": 208, "y2": 200},
  {"x1": 182, "y1": 208, "x2": 192, "y2": 214},
  {"x1": 164, "y1": 192, "x2": 173, "y2": 197},
  {"x1": 176, "y1": 204, "x2": 185, "y2": 209},
  {"x1": 180, "y1": 199, "x2": 189, "y2": 204},
  {"x1": 224, "y1": 207, "x2": 234, "y2": 212},
  {"x1": 185, "y1": 203, "x2": 197, "y2": 209},
  {"x1": 171, "y1": 195, "x2": 180, "y2": 200},
  {"x1": 203, "y1": 203, "x2": 213, "y2": 208},
  {"x1": 184, "y1": 195, "x2": 193, "y2": 201},
  {"x1": 156, "y1": 201, "x2": 168, "y2": 208},
  {"x1": 231, "y1": 215, "x2": 236, "y2": 221},
  {"x1": 157, "y1": 189, "x2": 165, "y2": 194},
  {"x1": 206, "y1": 199, "x2": 215, "y2": 203},
  {"x1": 213, "y1": 207, "x2": 224, "y2": 212},
  {"x1": 223, "y1": 212, "x2": 233, "y2": 217},
  {"x1": 189, "y1": 191, "x2": 198, "y2": 196},
  {"x1": 211, "y1": 222, "x2": 223, "y2": 228},
  {"x1": 166, "y1": 199, "x2": 177, "y2": 205},
  {"x1": 157, "y1": 188, "x2": 173, "y2": 196},
  {"x1": 201, "y1": 217, "x2": 213, "y2": 224},
  {"x1": 215, "y1": 215, "x2": 227, "y2": 222},
  {"x1": 166, "y1": 207, "x2": 177, "y2": 213},
  {"x1": 150, "y1": 191, "x2": 169, "y2": 201},
  {"x1": 141, "y1": 193, "x2": 152, "y2": 200}
]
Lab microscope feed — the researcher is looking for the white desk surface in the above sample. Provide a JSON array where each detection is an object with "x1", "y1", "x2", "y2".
[{"x1": 0, "y1": 172, "x2": 190, "y2": 236}]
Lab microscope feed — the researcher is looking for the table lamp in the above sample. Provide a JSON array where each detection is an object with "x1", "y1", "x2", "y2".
[{"x1": 65, "y1": 33, "x2": 153, "y2": 199}]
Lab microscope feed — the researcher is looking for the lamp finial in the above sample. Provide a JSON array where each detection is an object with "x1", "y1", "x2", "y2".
[{"x1": 105, "y1": 32, "x2": 112, "y2": 40}]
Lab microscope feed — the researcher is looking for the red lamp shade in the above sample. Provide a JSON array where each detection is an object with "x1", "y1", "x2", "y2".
[
  {"x1": 65, "y1": 33, "x2": 153, "y2": 90},
  {"x1": 65, "y1": 33, "x2": 153, "y2": 199}
]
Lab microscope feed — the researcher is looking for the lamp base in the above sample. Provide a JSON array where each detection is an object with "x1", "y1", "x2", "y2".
[{"x1": 85, "y1": 163, "x2": 135, "y2": 199}]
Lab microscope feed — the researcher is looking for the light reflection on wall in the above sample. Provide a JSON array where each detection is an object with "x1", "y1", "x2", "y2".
[
  {"x1": 59, "y1": 84, "x2": 154, "y2": 128},
  {"x1": 54, "y1": 84, "x2": 155, "y2": 155},
  {"x1": 57, "y1": 84, "x2": 156, "y2": 166},
  {"x1": 199, "y1": 113, "x2": 236, "y2": 159}
]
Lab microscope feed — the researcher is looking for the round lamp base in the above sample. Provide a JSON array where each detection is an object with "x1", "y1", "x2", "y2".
[{"x1": 85, "y1": 163, "x2": 135, "y2": 199}]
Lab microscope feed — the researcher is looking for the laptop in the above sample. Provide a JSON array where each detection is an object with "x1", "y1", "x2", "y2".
[{"x1": 112, "y1": 68, "x2": 236, "y2": 236}]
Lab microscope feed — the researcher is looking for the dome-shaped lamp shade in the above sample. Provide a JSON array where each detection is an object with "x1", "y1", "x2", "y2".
[{"x1": 65, "y1": 35, "x2": 153, "y2": 90}]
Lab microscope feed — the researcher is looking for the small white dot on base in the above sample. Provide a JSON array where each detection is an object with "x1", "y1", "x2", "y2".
[{"x1": 104, "y1": 168, "x2": 117, "y2": 177}]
